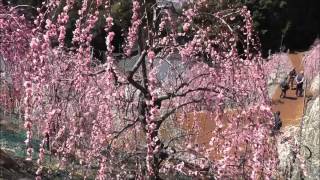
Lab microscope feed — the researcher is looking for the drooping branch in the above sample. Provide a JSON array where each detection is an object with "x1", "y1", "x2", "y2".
[
  {"x1": 109, "y1": 117, "x2": 140, "y2": 146},
  {"x1": 157, "y1": 99, "x2": 202, "y2": 126}
]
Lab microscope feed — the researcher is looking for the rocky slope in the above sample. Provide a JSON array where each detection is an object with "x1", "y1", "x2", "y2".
[{"x1": 277, "y1": 74, "x2": 320, "y2": 180}]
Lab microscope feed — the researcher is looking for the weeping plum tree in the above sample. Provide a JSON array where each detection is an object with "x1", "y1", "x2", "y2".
[
  {"x1": 303, "y1": 39, "x2": 320, "y2": 81},
  {"x1": 0, "y1": 4, "x2": 32, "y2": 111},
  {"x1": 1, "y1": 0, "x2": 279, "y2": 179}
]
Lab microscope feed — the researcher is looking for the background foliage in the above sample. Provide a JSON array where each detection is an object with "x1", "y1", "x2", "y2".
[{"x1": 4, "y1": 0, "x2": 320, "y2": 57}]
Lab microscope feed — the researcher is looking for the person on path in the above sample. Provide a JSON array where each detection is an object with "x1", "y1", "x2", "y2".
[
  {"x1": 272, "y1": 111, "x2": 282, "y2": 136},
  {"x1": 280, "y1": 76, "x2": 289, "y2": 98},
  {"x1": 295, "y1": 71, "x2": 305, "y2": 97},
  {"x1": 288, "y1": 68, "x2": 297, "y2": 89}
]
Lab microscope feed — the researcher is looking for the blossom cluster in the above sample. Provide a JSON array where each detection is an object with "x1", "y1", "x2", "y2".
[
  {"x1": 124, "y1": 0, "x2": 141, "y2": 56},
  {"x1": 303, "y1": 39, "x2": 320, "y2": 81}
]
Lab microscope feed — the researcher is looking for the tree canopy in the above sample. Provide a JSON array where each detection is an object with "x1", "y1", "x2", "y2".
[
  {"x1": 0, "y1": 0, "x2": 280, "y2": 179},
  {"x1": 3, "y1": 0, "x2": 319, "y2": 57}
]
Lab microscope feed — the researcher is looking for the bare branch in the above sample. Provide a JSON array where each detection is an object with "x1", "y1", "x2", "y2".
[
  {"x1": 127, "y1": 51, "x2": 148, "y2": 94},
  {"x1": 158, "y1": 99, "x2": 202, "y2": 125},
  {"x1": 109, "y1": 117, "x2": 140, "y2": 146},
  {"x1": 128, "y1": 51, "x2": 147, "y2": 79}
]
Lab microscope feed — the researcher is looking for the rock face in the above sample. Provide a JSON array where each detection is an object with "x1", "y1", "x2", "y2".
[
  {"x1": 309, "y1": 74, "x2": 319, "y2": 96},
  {"x1": 277, "y1": 75, "x2": 320, "y2": 180},
  {"x1": 301, "y1": 97, "x2": 320, "y2": 179},
  {"x1": 277, "y1": 125, "x2": 301, "y2": 179}
]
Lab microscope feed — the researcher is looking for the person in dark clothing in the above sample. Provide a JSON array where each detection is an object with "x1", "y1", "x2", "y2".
[
  {"x1": 280, "y1": 77, "x2": 289, "y2": 98},
  {"x1": 272, "y1": 111, "x2": 282, "y2": 135},
  {"x1": 295, "y1": 71, "x2": 304, "y2": 97},
  {"x1": 288, "y1": 68, "x2": 296, "y2": 89}
]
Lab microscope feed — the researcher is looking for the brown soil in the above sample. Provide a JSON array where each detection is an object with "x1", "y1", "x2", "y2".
[
  {"x1": 180, "y1": 53, "x2": 307, "y2": 160},
  {"x1": 271, "y1": 53, "x2": 305, "y2": 127}
]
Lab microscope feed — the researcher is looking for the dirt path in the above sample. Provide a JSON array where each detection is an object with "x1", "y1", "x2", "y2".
[
  {"x1": 178, "y1": 53, "x2": 307, "y2": 159},
  {"x1": 271, "y1": 53, "x2": 305, "y2": 127}
]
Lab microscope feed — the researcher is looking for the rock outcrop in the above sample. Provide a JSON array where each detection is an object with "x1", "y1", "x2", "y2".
[
  {"x1": 309, "y1": 74, "x2": 319, "y2": 97},
  {"x1": 300, "y1": 96, "x2": 320, "y2": 179},
  {"x1": 277, "y1": 75, "x2": 320, "y2": 180}
]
